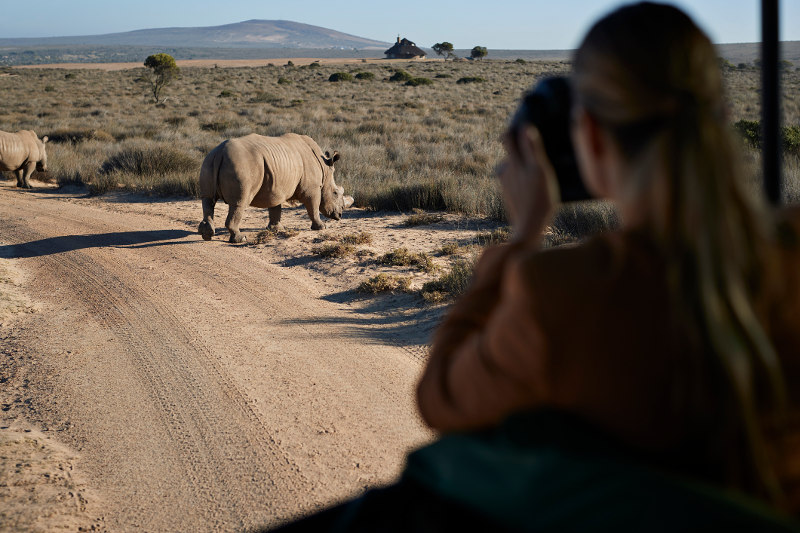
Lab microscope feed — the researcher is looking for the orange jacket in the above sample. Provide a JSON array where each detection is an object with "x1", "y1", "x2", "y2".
[{"x1": 418, "y1": 207, "x2": 800, "y2": 510}]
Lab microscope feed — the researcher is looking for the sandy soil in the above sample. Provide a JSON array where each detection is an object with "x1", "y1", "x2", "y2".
[
  {"x1": 12, "y1": 57, "x2": 433, "y2": 71},
  {"x1": 0, "y1": 178, "x2": 500, "y2": 532}
]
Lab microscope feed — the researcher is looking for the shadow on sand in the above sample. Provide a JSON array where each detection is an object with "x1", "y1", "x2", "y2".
[
  {"x1": 280, "y1": 288, "x2": 446, "y2": 349},
  {"x1": 0, "y1": 229, "x2": 195, "y2": 259}
]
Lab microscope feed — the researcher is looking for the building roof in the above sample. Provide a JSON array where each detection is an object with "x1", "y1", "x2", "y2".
[{"x1": 385, "y1": 37, "x2": 426, "y2": 59}]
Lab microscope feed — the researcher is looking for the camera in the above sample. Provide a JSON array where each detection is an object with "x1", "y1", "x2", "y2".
[{"x1": 509, "y1": 76, "x2": 592, "y2": 202}]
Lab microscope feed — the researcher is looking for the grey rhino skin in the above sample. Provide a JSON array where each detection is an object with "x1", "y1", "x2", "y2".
[
  {"x1": 0, "y1": 130, "x2": 48, "y2": 189},
  {"x1": 198, "y1": 133, "x2": 353, "y2": 243}
]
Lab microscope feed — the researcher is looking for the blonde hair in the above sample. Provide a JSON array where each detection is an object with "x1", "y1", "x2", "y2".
[{"x1": 573, "y1": 2, "x2": 785, "y2": 501}]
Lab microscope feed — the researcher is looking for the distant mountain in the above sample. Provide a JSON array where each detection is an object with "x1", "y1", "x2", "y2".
[{"x1": 0, "y1": 20, "x2": 391, "y2": 50}]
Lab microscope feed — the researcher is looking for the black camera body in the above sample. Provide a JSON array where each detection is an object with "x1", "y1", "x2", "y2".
[{"x1": 510, "y1": 76, "x2": 592, "y2": 203}]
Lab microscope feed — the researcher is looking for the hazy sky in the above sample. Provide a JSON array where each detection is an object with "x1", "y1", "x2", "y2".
[{"x1": 1, "y1": 1, "x2": 798, "y2": 50}]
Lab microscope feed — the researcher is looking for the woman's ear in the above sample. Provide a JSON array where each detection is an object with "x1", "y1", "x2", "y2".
[{"x1": 572, "y1": 109, "x2": 613, "y2": 198}]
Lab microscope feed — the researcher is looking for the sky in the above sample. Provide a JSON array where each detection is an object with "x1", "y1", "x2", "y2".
[{"x1": 1, "y1": 1, "x2": 798, "y2": 50}]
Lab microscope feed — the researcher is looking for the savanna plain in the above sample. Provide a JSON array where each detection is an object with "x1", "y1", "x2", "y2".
[{"x1": 1, "y1": 57, "x2": 799, "y2": 532}]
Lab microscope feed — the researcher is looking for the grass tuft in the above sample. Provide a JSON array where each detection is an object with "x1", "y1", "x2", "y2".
[{"x1": 357, "y1": 273, "x2": 412, "y2": 294}]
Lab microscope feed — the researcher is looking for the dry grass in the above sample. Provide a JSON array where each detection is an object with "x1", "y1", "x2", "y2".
[
  {"x1": 403, "y1": 209, "x2": 444, "y2": 227},
  {"x1": 379, "y1": 247, "x2": 438, "y2": 272},
  {"x1": 357, "y1": 273, "x2": 413, "y2": 294},
  {"x1": 313, "y1": 242, "x2": 356, "y2": 258}
]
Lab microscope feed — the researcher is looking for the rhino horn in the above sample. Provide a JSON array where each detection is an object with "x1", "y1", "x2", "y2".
[{"x1": 344, "y1": 195, "x2": 354, "y2": 209}]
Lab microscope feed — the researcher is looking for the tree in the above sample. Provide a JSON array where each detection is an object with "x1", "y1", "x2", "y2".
[
  {"x1": 432, "y1": 42, "x2": 455, "y2": 60},
  {"x1": 470, "y1": 46, "x2": 488, "y2": 60},
  {"x1": 143, "y1": 53, "x2": 180, "y2": 103}
]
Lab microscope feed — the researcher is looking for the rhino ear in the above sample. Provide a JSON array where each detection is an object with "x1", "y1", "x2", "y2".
[{"x1": 331, "y1": 150, "x2": 340, "y2": 163}]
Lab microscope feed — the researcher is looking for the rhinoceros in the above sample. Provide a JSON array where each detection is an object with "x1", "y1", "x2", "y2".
[
  {"x1": 198, "y1": 133, "x2": 353, "y2": 243},
  {"x1": 0, "y1": 130, "x2": 48, "y2": 189}
]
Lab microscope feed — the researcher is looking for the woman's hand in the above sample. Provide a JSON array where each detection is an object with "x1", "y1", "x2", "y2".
[{"x1": 498, "y1": 126, "x2": 560, "y2": 245}]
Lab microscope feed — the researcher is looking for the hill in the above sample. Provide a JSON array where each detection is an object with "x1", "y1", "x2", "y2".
[{"x1": 0, "y1": 20, "x2": 390, "y2": 50}]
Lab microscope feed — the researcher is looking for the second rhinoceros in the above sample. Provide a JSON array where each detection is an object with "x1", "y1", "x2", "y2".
[
  {"x1": 0, "y1": 130, "x2": 48, "y2": 189},
  {"x1": 198, "y1": 133, "x2": 353, "y2": 243}
]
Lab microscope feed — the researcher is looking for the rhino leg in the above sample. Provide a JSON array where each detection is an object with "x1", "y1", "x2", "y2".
[
  {"x1": 225, "y1": 204, "x2": 247, "y2": 243},
  {"x1": 267, "y1": 205, "x2": 284, "y2": 231},
  {"x1": 198, "y1": 197, "x2": 216, "y2": 241},
  {"x1": 304, "y1": 199, "x2": 326, "y2": 231},
  {"x1": 14, "y1": 169, "x2": 25, "y2": 188},
  {"x1": 20, "y1": 163, "x2": 34, "y2": 189}
]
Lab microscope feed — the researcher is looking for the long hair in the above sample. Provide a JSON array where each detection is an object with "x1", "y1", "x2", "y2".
[{"x1": 573, "y1": 2, "x2": 786, "y2": 502}]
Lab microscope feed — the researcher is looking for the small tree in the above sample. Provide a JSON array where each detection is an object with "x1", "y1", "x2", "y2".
[
  {"x1": 470, "y1": 46, "x2": 488, "y2": 60},
  {"x1": 143, "y1": 53, "x2": 180, "y2": 103},
  {"x1": 432, "y1": 42, "x2": 455, "y2": 60}
]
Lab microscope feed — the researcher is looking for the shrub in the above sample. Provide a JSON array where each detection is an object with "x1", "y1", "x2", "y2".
[
  {"x1": 201, "y1": 121, "x2": 231, "y2": 132},
  {"x1": 100, "y1": 146, "x2": 198, "y2": 176},
  {"x1": 329, "y1": 72, "x2": 354, "y2": 82},
  {"x1": 406, "y1": 77, "x2": 434, "y2": 87},
  {"x1": 165, "y1": 116, "x2": 186, "y2": 127},
  {"x1": 421, "y1": 259, "x2": 475, "y2": 301},
  {"x1": 314, "y1": 242, "x2": 355, "y2": 258},
  {"x1": 252, "y1": 228, "x2": 299, "y2": 244},
  {"x1": 380, "y1": 248, "x2": 437, "y2": 272},
  {"x1": 734, "y1": 119, "x2": 761, "y2": 148},
  {"x1": 251, "y1": 91, "x2": 279, "y2": 103},
  {"x1": 434, "y1": 73, "x2": 452, "y2": 79},
  {"x1": 514, "y1": 58, "x2": 527, "y2": 64},
  {"x1": 64, "y1": 72, "x2": 76, "y2": 79},
  {"x1": 308, "y1": 61, "x2": 321, "y2": 69},
  {"x1": 389, "y1": 70, "x2": 413, "y2": 82},
  {"x1": 355, "y1": 71, "x2": 375, "y2": 81},
  {"x1": 340, "y1": 231, "x2": 373, "y2": 245},
  {"x1": 475, "y1": 227, "x2": 511, "y2": 246},
  {"x1": 357, "y1": 273, "x2": 412, "y2": 294},
  {"x1": 457, "y1": 76, "x2": 487, "y2": 84},
  {"x1": 48, "y1": 129, "x2": 114, "y2": 144},
  {"x1": 277, "y1": 76, "x2": 291, "y2": 85},
  {"x1": 218, "y1": 89, "x2": 235, "y2": 97},
  {"x1": 733, "y1": 120, "x2": 800, "y2": 155},
  {"x1": 784, "y1": 125, "x2": 800, "y2": 155},
  {"x1": 44, "y1": 85, "x2": 55, "y2": 92}
]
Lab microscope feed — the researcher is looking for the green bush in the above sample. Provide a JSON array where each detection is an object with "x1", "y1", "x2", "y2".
[
  {"x1": 329, "y1": 72, "x2": 354, "y2": 82},
  {"x1": 277, "y1": 76, "x2": 291, "y2": 85},
  {"x1": 389, "y1": 70, "x2": 413, "y2": 82},
  {"x1": 734, "y1": 119, "x2": 761, "y2": 148},
  {"x1": 355, "y1": 71, "x2": 375, "y2": 81},
  {"x1": 733, "y1": 119, "x2": 800, "y2": 155},
  {"x1": 457, "y1": 76, "x2": 486, "y2": 84},
  {"x1": 784, "y1": 125, "x2": 800, "y2": 155},
  {"x1": 308, "y1": 61, "x2": 321, "y2": 69},
  {"x1": 218, "y1": 89, "x2": 235, "y2": 97},
  {"x1": 434, "y1": 73, "x2": 452, "y2": 79},
  {"x1": 406, "y1": 77, "x2": 434, "y2": 87}
]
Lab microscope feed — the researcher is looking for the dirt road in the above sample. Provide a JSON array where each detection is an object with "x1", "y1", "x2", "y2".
[{"x1": 0, "y1": 182, "x2": 430, "y2": 531}]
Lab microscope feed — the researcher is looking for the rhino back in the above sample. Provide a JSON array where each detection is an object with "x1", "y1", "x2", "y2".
[
  {"x1": 0, "y1": 130, "x2": 30, "y2": 171},
  {"x1": 246, "y1": 134, "x2": 322, "y2": 208}
]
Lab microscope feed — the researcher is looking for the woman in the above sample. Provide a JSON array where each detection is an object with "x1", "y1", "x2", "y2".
[{"x1": 417, "y1": 2, "x2": 800, "y2": 514}]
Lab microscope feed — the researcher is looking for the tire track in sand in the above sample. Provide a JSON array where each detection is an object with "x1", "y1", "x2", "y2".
[{"x1": 0, "y1": 187, "x2": 428, "y2": 531}]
